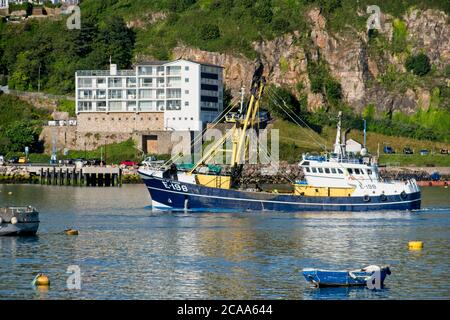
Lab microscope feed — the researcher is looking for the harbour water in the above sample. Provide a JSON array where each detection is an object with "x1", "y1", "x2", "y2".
[{"x1": 0, "y1": 184, "x2": 449, "y2": 300}]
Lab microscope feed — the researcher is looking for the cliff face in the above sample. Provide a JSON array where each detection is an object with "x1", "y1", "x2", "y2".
[{"x1": 169, "y1": 8, "x2": 449, "y2": 116}]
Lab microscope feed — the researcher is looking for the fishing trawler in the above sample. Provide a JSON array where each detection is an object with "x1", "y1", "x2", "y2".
[{"x1": 138, "y1": 62, "x2": 421, "y2": 212}]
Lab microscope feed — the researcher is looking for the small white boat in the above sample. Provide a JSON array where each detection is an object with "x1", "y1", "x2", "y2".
[{"x1": 0, "y1": 207, "x2": 39, "y2": 236}]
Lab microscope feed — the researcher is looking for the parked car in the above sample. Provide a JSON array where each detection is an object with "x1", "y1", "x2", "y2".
[
  {"x1": 420, "y1": 149, "x2": 429, "y2": 156},
  {"x1": 73, "y1": 158, "x2": 88, "y2": 167},
  {"x1": 18, "y1": 157, "x2": 27, "y2": 164},
  {"x1": 383, "y1": 146, "x2": 395, "y2": 154},
  {"x1": 8, "y1": 156, "x2": 19, "y2": 164},
  {"x1": 63, "y1": 159, "x2": 74, "y2": 165},
  {"x1": 120, "y1": 160, "x2": 138, "y2": 166},
  {"x1": 403, "y1": 147, "x2": 413, "y2": 154}
]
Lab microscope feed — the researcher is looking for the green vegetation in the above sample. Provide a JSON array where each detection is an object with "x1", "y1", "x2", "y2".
[
  {"x1": 306, "y1": 58, "x2": 342, "y2": 108},
  {"x1": 66, "y1": 139, "x2": 139, "y2": 164},
  {"x1": 57, "y1": 99, "x2": 76, "y2": 117},
  {"x1": 405, "y1": 53, "x2": 431, "y2": 76},
  {"x1": 379, "y1": 154, "x2": 450, "y2": 167},
  {"x1": 0, "y1": 94, "x2": 50, "y2": 155},
  {"x1": 0, "y1": 13, "x2": 135, "y2": 95}
]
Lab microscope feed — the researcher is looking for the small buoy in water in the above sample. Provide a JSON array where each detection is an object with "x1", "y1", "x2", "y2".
[
  {"x1": 8, "y1": 191, "x2": 12, "y2": 195},
  {"x1": 11, "y1": 217, "x2": 18, "y2": 225},
  {"x1": 65, "y1": 229, "x2": 79, "y2": 236},
  {"x1": 32, "y1": 273, "x2": 50, "y2": 286},
  {"x1": 409, "y1": 241, "x2": 423, "y2": 250}
]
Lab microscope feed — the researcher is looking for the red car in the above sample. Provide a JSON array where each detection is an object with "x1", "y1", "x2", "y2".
[{"x1": 120, "y1": 160, "x2": 138, "y2": 166}]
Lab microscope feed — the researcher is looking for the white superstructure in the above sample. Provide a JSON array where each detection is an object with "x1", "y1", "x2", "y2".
[
  {"x1": 75, "y1": 59, "x2": 224, "y2": 132},
  {"x1": 299, "y1": 112, "x2": 420, "y2": 198}
]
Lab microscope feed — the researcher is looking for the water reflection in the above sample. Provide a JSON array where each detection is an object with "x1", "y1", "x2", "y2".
[{"x1": 0, "y1": 185, "x2": 449, "y2": 299}]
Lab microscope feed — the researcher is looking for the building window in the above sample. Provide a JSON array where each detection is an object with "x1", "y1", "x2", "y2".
[
  {"x1": 331, "y1": 168, "x2": 337, "y2": 174},
  {"x1": 166, "y1": 100, "x2": 181, "y2": 110},
  {"x1": 305, "y1": 167, "x2": 310, "y2": 173},
  {"x1": 78, "y1": 90, "x2": 92, "y2": 99},
  {"x1": 140, "y1": 78, "x2": 153, "y2": 87},
  {"x1": 185, "y1": 101, "x2": 189, "y2": 106},
  {"x1": 311, "y1": 168, "x2": 317, "y2": 173},
  {"x1": 139, "y1": 101, "x2": 155, "y2": 111},
  {"x1": 167, "y1": 66, "x2": 181, "y2": 76},
  {"x1": 367, "y1": 169, "x2": 372, "y2": 175},
  {"x1": 126, "y1": 101, "x2": 136, "y2": 111},
  {"x1": 348, "y1": 168, "x2": 353, "y2": 174},
  {"x1": 355, "y1": 168, "x2": 361, "y2": 174},
  {"x1": 97, "y1": 101, "x2": 107, "y2": 111},
  {"x1": 190, "y1": 117, "x2": 193, "y2": 120},
  {"x1": 109, "y1": 101, "x2": 122, "y2": 111},
  {"x1": 139, "y1": 89, "x2": 153, "y2": 99},
  {"x1": 96, "y1": 90, "x2": 106, "y2": 99},
  {"x1": 185, "y1": 90, "x2": 189, "y2": 94},
  {"x1": 109, "y1": 89, "x2": 122, "y2": 99},
  {"x1": 167, "y1": 89, "x2": 181, "y2": 99},
  {"x1": 78, "y1": 78, "x2": 92, "y2": 87},
  {"x1": 338, "y1": 169, "x2": 343, "y2": 174},
  {"x1": 138, "y1": 66, "x2": 153, "y2": 75},
  {"x1": 185, "y1": 66, "x2": 189, "y2": 71},
  {"x1": 97, "y1": 78, "x2": 105, "y2": 85},
  {"x1": 78, "y1": 101, "x2": 92, "y2": 111},
  {"x1": 127, "y1": 77, "x2": 137, "y2": 87},
  {"x1": 108, "y1": 78, "x2": 122, "y2": 87},
  {"x1": 318, "y1": 168, "x2": 323, "y2": 173},
  {"x1": 185, "y1": 78, "x2": 189, "y2": 83},
  {"x1": 325, "y1": 168, "x2": 330, "y2": 174}
]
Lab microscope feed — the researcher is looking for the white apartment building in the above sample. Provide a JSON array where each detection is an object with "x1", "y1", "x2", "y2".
[
  {"x1": 75, "y1": 59, "x2": 224, "y2": 132},
  {"x1": 0, "y1": 0, "x2": 8, "y2": 9}
]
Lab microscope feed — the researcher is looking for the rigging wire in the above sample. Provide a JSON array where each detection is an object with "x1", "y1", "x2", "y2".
[{"x1": 265, "y1": 87, "x2": 329, "y2": 152}]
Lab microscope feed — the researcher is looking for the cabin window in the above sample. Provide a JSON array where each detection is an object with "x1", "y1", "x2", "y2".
[
  {"x1": 318, "y1": 168, "x2": 323, "y2": 173},
  {"x1": 355, "y1": 168, "x2": 361, "y2": 174},
  {"x1": 305, "y1": 167, "x2": 310, "y2": 173},
  {"x1": 325, "y1": 168, "x2": 330, "y2": 174},
  {"x1": 331, "y1": 168, "x2": 337, "y2": 174},
  {"x1": 312, "y1": 168, "x2": 317, "y2": 173},
  {"x1": 367, "y1": 169, "x2": 372, "y2": 175},
  {"x1": 338, "y1": 169, "x2": 343, "y2": 174},
  {"x1": 348, "y1": 168, "x2": 353, "y2": 174}
]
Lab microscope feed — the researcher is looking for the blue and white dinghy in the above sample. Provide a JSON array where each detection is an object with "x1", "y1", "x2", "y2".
[{"x1": 303, "y1": 265, "x2": 391, "y2": 288}]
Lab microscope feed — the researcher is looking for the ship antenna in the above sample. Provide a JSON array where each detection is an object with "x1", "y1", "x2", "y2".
[{"x1": 239, "y1": 84, "x2": 245, "y2": 114}]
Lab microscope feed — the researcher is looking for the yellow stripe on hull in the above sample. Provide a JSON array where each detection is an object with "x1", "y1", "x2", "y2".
[
  {"x1": 196, "y1": 174, "x2": 231, "y2": 189},
  {"x1": 294, "y1": 185, "x2": 355, "y2": 197}
]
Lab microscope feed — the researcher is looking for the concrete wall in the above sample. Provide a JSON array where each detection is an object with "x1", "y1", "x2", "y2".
[
  {"x1": 76, "y1": 112, "x2": 164, "y2": 133},
  {"x1": 39, "y1": 125, "x2": 192, "y2": 155}
]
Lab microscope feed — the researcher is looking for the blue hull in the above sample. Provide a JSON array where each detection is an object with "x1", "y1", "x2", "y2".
[
  {"x1": 140, "y1": 173, "x2": 421, "y2": 212},
  {"x1": 303, "y1": 267, "x2": 391, "y2": 287}
]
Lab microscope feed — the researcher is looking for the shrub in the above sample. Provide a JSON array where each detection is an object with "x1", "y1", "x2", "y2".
[
  {"x1": 199, "y1": 23, "x2": 220, "y2": 41},
  {"x1": 405, "y1": 53, "x2": 431, "y2": 76}
]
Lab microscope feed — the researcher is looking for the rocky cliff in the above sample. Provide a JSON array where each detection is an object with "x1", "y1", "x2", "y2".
[{"x1": 169, "y1": 7, "x2": 449, "y2": 116}]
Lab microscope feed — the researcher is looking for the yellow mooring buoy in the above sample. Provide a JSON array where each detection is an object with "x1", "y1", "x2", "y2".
[
  {"x1": 32, "y1": 273, "x2": 50, "y2": 287},
  {"x1": 65, "y1": 229, "x2": 79, "y2": 236},
  {"x1": 409, "y1": 241, "x2": 423, "y2": 250}
]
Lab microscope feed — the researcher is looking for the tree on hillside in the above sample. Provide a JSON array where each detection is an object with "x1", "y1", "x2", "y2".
[
  {"x1": 405, "y1": 53, "x2": 431, "y2": 76},
  {"x1": 5, "y1": 121, "x2": 38, "y2": 153}
]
